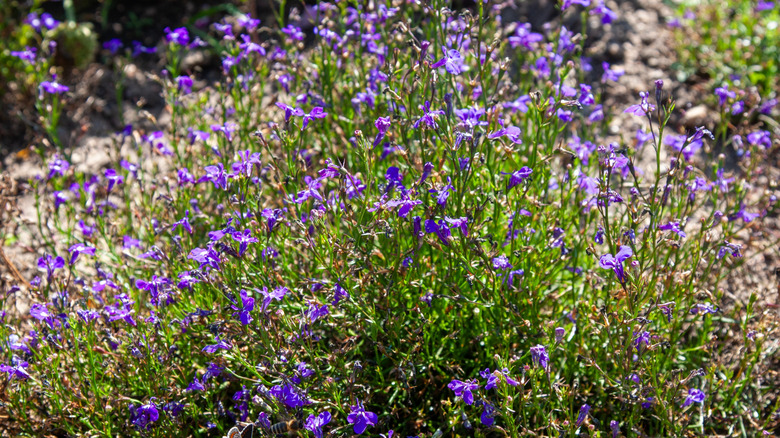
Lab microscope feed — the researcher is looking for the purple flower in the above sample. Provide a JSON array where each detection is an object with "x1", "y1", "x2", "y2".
[
  {"x1": 425, "y1": 219, "x2": 452, "y2": 245},
  {"x1": 7, "y1": 335, "x2": 31, "y2": 355},
  {"x1": 563, "y1": 0, "x2": 591, "y2": 9},
  {"x1": 428, "y1": 178, "x2": 453, "y2": 207},
  {"x1": 164, "y1": 27, "x2": 190, "y2": 46},
  {"x1": 305, "y1": 411, "x2": 332, "y2": 438},
  {"x1": 413, "y1": 101, "x2": 444, "y2": 129},
  {"x1": 484, "y1": 368, "x2": 518, "y2": 390},
  {"x1": 508, "y1": 24, "x2": 543, "y2": 50},
  {"x1": 332, "y1": 283, "x2": 350, "y2": 305},
  {"x1": 10, "y1": 47, "x2": 36, "y2": 63},
  {"x1": 714, "y1": 168, "x2": 734, "y2": 193},
  {"x1": 0, "y1": 356, "x2": 30, "y2": 381},
  {"x1": 104, "y1": 168, "x2": 124, "y2": 192},
  {"x1": 122, "y1": 235, "x2": 141, "y2": 249},
  {"x1": 530, "y1": 344, "x2": 549, "y2": 369},
  {"x1": 198, "y1": 163, "x2": 228, "y2": 190},
  {"x1": 682, "y1": 388, "x2": 705, "y2": 407},
  {"x1": 480, "y1": 402, "x2": 496, "y2": 426},
  {"x1": 432, "y1": 48, "x2": 465, "y2": 75},
  {"x1": 221, "y1": 55, "x2": 239, "y2": 73},
  {"x1": 277, "y1": 102, "x2": 305, "y2": 123},
  {"x1": 731, "y1": 100, "x2": 745, "y2": 115},
  {"x1": 347, "y1": 400, "x2": 378, "y2": 435},
  {"x1": 624, "y1": 91, "x2": 655, "y2": 116},
  {"x1": 374, "y1": 116, "x2": 391, "y2": 146},
  {"x1": 591, "y1": 0, "x2": 617, "y2": 24},
  {"x1": 293, "y1": 176, "x2": 323, "y2": 204},
  {"x1": 202, "y1": 362, "x2": 223, "y2": 383},
  {"x1": 186, "y1": 376, "x2": 206, "y2": 391},
  {"x1": 488, "y1": 126, "x2": 522, "y2": 144},
  {"x1": 448, "y1": 379, "x2": 480, "y2": 405},
  {"x1": 282, "y1": 24, "x2": 305, "y2": 41},
  {"x1": 601, "y1": 62, "x2": 624, "y2": 82},
  {"x1": 454, "y1": 106, "x2": 487, "y2": 130},
  {"x1": 26, "y1": 12, "x2": 59, "y2": 31},
  {"x1": 239, "y1": 34, "x2": 265, "y2": 56},
  {"x1": 729, "y1": 204, "x2": 760, "y2": 223},
  {"x1": 445, "y1": 217, "x2": 468, "y2": 236},
  {"x1": 259, "y1": 286, "x2": 288, "y2": 311},
  {"x1": 610, "y1": 420, "x2": 620, "y2": 438},
  {"x1": 493, "y1": 255, "x2": 512, "y2": 270},
  {"x1": 231, "y1": 289, "x2": 255, "y2": 325},
  {"x1": 40, "y1": 80, "x2": 69, "y2": 95},
  {"x1": 576, "y1": 404, "x2": 590, "y2": 427},
  {"x1": 746, "y1": 130, "x2": 772, "y2": 149},
  {"x1": 555, "y1": 327, "x2": 566, "y2": 343},
  {"x1": 129, "y1": 401, "x2": 159, "y2": 430},
  {"x1": 715, "y1": 85, "x2": 736, "y2": 106},
  {"x1": 105, "y1": 294, "x2": 136, "y2": 326},
  {"x1": 172, "y1": 210, "x2": 193, "y2": 234},
  {"x1": 30, "y1": 303, "x2": 56, "y2": 328},
  {"x1": 690, "y1": 303, "x2": 718, "y2": 315},
  {"x1": 238, "y1": 14, "x2": 260, "y2": 31},
  {"x1": 214, "y1": 22, "x2": 234, "y2": 39},
  {"x1": 68, "y1": 243, "x2": 96, "y2": 265},
  {"x1": 659, "y1": 221, "x2": 686, "y2": 239},
  {"x1": 145, "y1": 131, "x2": 173, "y2": 155},
  {"x1": 717, "y1": 241, "x2": 742, "y2": 259},
  {"x1": 658, "y1": 301, "x2": 675, "y2": 323},
  {"x1": 202, "y1": 336, "x2": 232, "y2": 353},
  {"x1": 211, "y1": 121, "x2": 238, "y2": 142},
  {"x1": 599, "y1": 245, "x2": 632, "y2": 284},
  {"x1": 136, "y1": 275, "x2": 174, "y2": 307},
  {"x1": 302, "y1": 107, "x2": 328, "y2": 130},
  {"x1": 176, "y1": 75, "x2": 193, "y2": 94},
  {"x1": 633, "y1": 331, "x2": 651, "y2": 353},
  {"x1": 594, "y1": 226, "x2": 605, "y2": 244},
  {"x1": 131, "y1": 41, "x2": 157, "y2": 57},
  {"x1": 103, "y1": 38, "x2": 123, "y2": 54},
  {"x1": 46, "y1": 155, "x2": 70, "y2": 179},
  {"x1": 502, "y1": 167, "x2": 533, "y2": 190},
  {"x1": 37, "y1": 254, "x2": 65, "y2": 281},
  {"x1": 31, "y1": 12, "x2": 59, "y2": 31},
  {"x1": 759, "y1": 98, "x2": 777, "y2": 114},
  {"x1": 306, "y1": 302, "x2": 329, "y2": 322}
]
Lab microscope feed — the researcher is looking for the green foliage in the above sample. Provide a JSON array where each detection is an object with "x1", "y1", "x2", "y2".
[
  {"x1": 1, "y1": 1, "x2": 778, "y2": 437},
  {"x1": 672, "y1": 1, "x2": 780, "y2": 97}
]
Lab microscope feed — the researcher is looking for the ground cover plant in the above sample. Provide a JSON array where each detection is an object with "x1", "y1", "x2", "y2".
[{"x1": 1, "y1": 0, "x2": 779, "y2": 437}]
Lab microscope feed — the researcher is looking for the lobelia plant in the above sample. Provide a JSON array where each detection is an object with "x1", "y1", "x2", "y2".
[{"x1": 0, "y1": 0, "x2": 778, "y2": 437}]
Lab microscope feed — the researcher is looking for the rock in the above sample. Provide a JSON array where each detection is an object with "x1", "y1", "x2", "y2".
[{"x1": 681, "y1": 104, "x2": 712, "y2": 126}]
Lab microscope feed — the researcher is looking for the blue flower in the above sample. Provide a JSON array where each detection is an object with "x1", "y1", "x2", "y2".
[
  {"x1": 431, "y1": 48, "x2": 465, "y2": 75},
  {"x1": 682, "y1": 388, "x2": 705, "y2": 407},
  {"x1": 0, "y1": 356, "x2": 30, "y2": 381},
  {"x1": 231, "y1": 289, "x2": 255, "y2": 325},
  {"x1": 129, "y1": 400, "x2": 159, "y2": 430},
  {"x1": 576, "y1": 404, "x2": 590, "y2": 427},
  {"x1": 480, "y1": 402, "x2": 496, "y2": 426},
  {"x1": 599, "y1": 246, "x2": 632, "y2": 284},
  {"x1": 305, "y1": 411, "x2": 331, "y2": 438},
  {"x1": 447, "y1": 379, "x2": 480, "y2": 405},
  {"x1": 347, "y1": 400, "x2": 378, "y2": 434},
  {"x1": 530, "y1": 344, "x2": 549, "y2": 369}
]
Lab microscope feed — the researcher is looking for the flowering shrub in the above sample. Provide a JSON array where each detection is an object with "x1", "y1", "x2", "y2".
[{"x1": 2, "y1": 0, "x2": 779, "y2": 437}]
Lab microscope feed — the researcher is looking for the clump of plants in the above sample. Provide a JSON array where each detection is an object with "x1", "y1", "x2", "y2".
[{"x1": 2, "y1": 0, "x2": 778, "y2": 437}]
